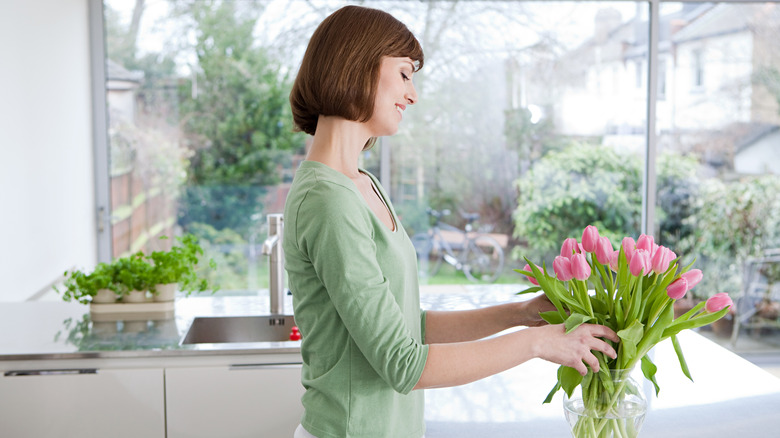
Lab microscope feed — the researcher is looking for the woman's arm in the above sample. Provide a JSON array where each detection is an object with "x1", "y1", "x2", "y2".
[
  {"x1": 424, "y1": 293, "x2": 556, "y2": 344},
  {"x1": 413, "y1": 323, "x2": 618, "y2": 390}
]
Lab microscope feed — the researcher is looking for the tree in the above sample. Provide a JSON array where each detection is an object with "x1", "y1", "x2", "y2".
[
  {"x1": 172, "y1": 0, "x2": 304, "y2": 234},
  {"x1": 104, "y1": 0, "x2": 146, "y2": 67}
]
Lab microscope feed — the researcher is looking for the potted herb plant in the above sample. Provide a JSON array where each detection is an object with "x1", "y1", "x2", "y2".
[
  {"x1": 56, "y1": 262, "x2": 118, "y2": 304},
  {"x1": 113, "y1": 252, "x2": 154, "y2": 303},
  {"x1": 55, "y1": 234, "x2": 216, "y2": 306},
  {"x1": 148, "y1": 234, "x2": 217, "y2": 301}
]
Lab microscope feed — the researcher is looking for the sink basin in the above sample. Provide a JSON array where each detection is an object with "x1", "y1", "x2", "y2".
[{"x1": 181, "y1": 315, "x2": 297, "y2": 344}]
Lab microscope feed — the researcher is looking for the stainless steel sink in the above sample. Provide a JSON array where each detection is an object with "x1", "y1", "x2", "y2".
[{"x1": 180, "y1": 315, "x2": 297, "y2": 344}]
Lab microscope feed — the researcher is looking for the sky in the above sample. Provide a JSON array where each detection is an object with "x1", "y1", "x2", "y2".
[{"x1": 106, "y1": 0, "x2": 653, "y2": 70}]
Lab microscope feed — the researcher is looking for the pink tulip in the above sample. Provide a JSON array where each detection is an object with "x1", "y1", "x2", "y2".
[
  {"x1": 581, "y1": 225, "x2": 600, "y2": 253},
  {"x1": 553, "y1": 256, "x2": 574, "y2": 281},
  {"x1": 637, "y1": 234, "x2": 655, "y2": 254},
  {"x1": 706, "y1": 293, "x2": 733, "y2": 313},
  {"x1": 622, "y1": 237, "x2": 637, "y2": 263},
  {"x1": 570, "y1": 253, "x2": 591, "y2": 281},
  {"x1": 629, "y1": 249, "x2": 651, "y2": 276},
  {"x1": 522, "y1": 264, "x2": 539, "y2": 286},
  {"x1": 681, "y1": 269, "x2": 703, "y2": 290},
  {"x1": 651, "y1": 246, "x2": 676, "y2": 274},
  {"x1": 667, "y1": 277, "x2": 689, "y2": 300},
  {"x1": 561, "y1": 238, "x2": 579, "y2": 258},
  {"x1": 595, "y1": 236, "x2": 613, "y2": 265},
  {"x1": 650, "y1": 243, "x2": 660, "y2": 258},
  {"x1": 609, "y1": 250, "x2": 620, "y2": 271}
]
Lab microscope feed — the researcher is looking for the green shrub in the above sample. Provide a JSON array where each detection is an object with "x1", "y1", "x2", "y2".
[
  {"x1": 512, "y1": 142, "x2": 642, "y2": 263},
  {"x1": 680, "y1": 175, "x2": 780, "y2": 297}
]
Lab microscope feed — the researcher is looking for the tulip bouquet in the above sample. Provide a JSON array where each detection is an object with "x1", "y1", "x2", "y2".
[{"x1": 517, "y1": 225, "x2": 733, "y2": 438}]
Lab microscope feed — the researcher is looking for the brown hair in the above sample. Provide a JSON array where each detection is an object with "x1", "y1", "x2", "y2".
[{"x1": 290, "y1": 5, "x2": 424, "y2": 137}]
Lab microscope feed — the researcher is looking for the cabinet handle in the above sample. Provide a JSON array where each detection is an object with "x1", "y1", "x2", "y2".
[
  {"x1": 4, "y1": 369, "x2": 98, "y2": 377},
  {"x1": 229, "y1": 363, "x2": 301, "y2": 371}
]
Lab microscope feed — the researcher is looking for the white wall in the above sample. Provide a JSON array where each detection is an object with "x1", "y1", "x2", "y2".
[
  {"x1": 673, "y1": 32, "x2": 754, "y2": 130},
  {"x1": 0, "y1": 0, "x2": 97, "y2": 301}
]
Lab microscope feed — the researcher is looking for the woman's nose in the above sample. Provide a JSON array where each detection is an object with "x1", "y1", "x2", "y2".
[{"x1": 406, "y1": 83, "x2": 418, "y2": 105}]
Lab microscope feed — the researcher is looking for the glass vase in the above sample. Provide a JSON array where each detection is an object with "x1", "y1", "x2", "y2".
[{"x1": 563, "y1": 369, "x2": 647, "y2": 438}]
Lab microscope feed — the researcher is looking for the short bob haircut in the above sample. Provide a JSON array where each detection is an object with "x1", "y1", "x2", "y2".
[{"x1": 290, "y1": 5, "x2": 424, "y2": 139}]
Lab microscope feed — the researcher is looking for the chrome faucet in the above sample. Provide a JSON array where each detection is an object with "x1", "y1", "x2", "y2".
[{"x1": 262, "y1": 214, "x2": 285, "y2": 315}]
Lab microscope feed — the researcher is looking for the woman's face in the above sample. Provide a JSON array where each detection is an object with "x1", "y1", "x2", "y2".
[{"x1": 367, "y1": 56, "x2": 418, "y2": 137}]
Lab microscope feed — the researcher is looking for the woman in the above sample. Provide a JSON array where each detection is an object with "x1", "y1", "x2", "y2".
[{"x1": 283, "y1": 6, "x2": 618, "y2": 438}]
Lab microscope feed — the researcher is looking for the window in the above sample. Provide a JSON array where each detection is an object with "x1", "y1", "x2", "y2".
[
  {"x1": 98, "y1": 1, "x2": 780, "y2": 299},
  {"x1": 655, "y1": 2, "x2": 780, "y2": 296}
]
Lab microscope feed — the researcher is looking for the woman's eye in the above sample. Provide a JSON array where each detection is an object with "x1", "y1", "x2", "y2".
[{"x1": 401, "y1": 72, "x2": 410, "y2": 81}]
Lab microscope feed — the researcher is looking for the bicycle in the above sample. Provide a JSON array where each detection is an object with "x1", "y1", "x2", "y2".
[{"x1": 411, "y1": 208, "x2": 505, "y2": 283}]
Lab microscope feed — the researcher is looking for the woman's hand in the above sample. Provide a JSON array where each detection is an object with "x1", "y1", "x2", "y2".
[
  {"x1": 531, "y1": 323, "x2": 619, "y2": 376},
  {"x1": 517, "y1": 294, "x2": 557, "y2": 327}
]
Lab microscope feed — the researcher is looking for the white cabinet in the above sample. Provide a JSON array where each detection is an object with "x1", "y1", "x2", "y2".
[
  {"x1": 166, "y1": 363, "x2": 305, "y2": 438},
  {"x1": 0, "y1": 367, "x2": 165, "y2": 438}
]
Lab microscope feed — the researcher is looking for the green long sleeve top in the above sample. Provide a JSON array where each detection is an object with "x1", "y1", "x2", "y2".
[{"x1": 283, "y1": 160, "x2": 429, "y2": 438}]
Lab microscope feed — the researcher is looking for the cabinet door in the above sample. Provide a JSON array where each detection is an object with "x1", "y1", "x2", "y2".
[
  {"x1": 0, "y1": 367, "x2": 165, "y2": 438},
  {"x1": 166, "y1": 364, "x2": 304, "y2": 438}
]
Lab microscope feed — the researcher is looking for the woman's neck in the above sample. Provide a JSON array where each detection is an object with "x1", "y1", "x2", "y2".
[{"x1": 306, "y1": 115, "x2": 371, "y2": 179}]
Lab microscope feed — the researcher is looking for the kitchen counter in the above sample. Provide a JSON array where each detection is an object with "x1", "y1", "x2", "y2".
[
  {"x1": 0, "y1": 290, "x2": 305, "y2": 438},
  {"x1": 0, "y1": 286, "x2": 514, "y2": 362},
  {"x1": 3, "y1": 286, "x2": 780, "y2": 436},
  {"x1": 0, "y1": 290, "x2": 300, "y2": 364}
]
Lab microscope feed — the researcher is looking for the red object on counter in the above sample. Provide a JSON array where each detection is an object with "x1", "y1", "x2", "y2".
[{"x1": 289, "y1": 326, "x2": 301, "y2": 341}]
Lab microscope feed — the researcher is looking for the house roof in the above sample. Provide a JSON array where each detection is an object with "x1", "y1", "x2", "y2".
[
  {"x1": 568, "y1": 3, "x2": 715, "y2": 62},
  {"x1": 672, "y1": 3, "x2": 759, "y2": 44},
  {"x1": 622, "y1": 3, "x2": 714, "y2": 58},
  {"x1": 736, "y1": 124, "x2": 780, "y2": 153},
  {"x1": 107, "y1": 59, "x2": 144, "y2": 83}
]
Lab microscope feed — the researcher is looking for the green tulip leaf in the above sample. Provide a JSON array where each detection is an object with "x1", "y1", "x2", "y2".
[
  {"x1": 560, "y1": 366, "x2": 584, "y2": 398},
  {"x1": 591, "y1": 296, "x2": 609, "y2": 315},
  {"x1": 641, "y1": 354, "x2": 660, "y2": 396},
  {"x1": 617, "y1": 319, "x2": 644, "y2": 360},
  {"x1": 540, "y1": 311, "x2": 565, "y2": 324},
  {"x1": 662, "y1": 306, "x2": 730, "y2": 338},
  {"x1": 516, "y1": 286, "x2": 542, "y2": 295},
  {"x1": 564, "y1": 313, "x2": 594, "y2": 333},
  {"x1": 674, "y1": 301, "x2": 706, "y2": 322},
  {"x1": 671, "y1": 334, "x2": 693, "y2": 382},
  {"x1": 637, "y1": 302, "x2": 674, "y2": 357},
  {"x1": 543, "y1": 380, "x2": 562, "y2": 404}
]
